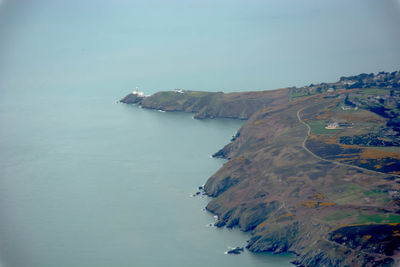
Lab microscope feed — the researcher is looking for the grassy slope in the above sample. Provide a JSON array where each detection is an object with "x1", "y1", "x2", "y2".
[
  {"x1": 122, "y1": 85, "x2": 400, "y2": 266},
  {"x1": 140, "y1": 89, "x2": 289, "y2": 119},
  {"x1": 204, "y1": 93, "x2": 400, "y2": 266}
]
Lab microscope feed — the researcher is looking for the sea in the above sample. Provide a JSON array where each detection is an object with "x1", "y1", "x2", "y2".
[{"x1": 0, "y1": 1, "x2": 399, "y2": 266}]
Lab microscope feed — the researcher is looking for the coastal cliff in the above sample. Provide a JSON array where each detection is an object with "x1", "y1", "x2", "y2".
[
  {"x1": 120, "y1": 89, "x2": 289, "y2": 119},
  {"x1": 121, "y1": 71, "x2": 400, "y2": 266}
]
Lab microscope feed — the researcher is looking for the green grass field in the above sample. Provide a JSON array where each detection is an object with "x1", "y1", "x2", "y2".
[
  {"x1": 355, "y1": 212, "x2": 400, "y2": 224},
  {"x1": 290, "y1": 89, "x2": 318, "y2": 100},
  {"x1": 364, "y1": 189, "x2": 386, "y2": 197},
  {"x1": 323, "y1": 210, "x2": 355, "y2": 222},
  {"x1": 327, "y1": 184, "x2": 367, "y2": 205},
  {"x1": 323, "y1": 209, "x2": 400, "y2": 224},
  {"x1": 308, "y1": 120, "x2": 342, "y2": 135},
  {"x1": 358, "y1": 88, "x2": 390, "y2": 95}
]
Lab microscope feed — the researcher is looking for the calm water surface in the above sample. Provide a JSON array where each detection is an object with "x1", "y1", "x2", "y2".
[
  {"x1": 0, "y1": 0, "x2": 399, "y2": 266},
  {"x1": 0, "y1": 88, "x2": 293, "y2": 267}
]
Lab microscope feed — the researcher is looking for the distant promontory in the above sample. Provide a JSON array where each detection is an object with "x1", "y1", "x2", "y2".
[{"x1": 121, "y1": 71, "x2": 400, "y2": 266}]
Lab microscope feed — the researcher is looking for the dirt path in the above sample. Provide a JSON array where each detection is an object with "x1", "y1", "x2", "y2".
[{"x1": 296, "y1": 107, "x2": 399, "y2": 178}]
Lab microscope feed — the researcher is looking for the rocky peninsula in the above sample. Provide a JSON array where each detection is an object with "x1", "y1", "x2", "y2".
[{"x1": 121, "y1": 71, "x2": 400, "y2": 266}]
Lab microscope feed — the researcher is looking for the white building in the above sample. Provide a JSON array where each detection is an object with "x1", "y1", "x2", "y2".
[
  {"x1": 174, "y1": 89, "x2": 184, "y2": 94},
  {"x1": 132, "y1": 87, "x2": 144, "y2": 97},
  {"x1": 325, "y1": 122, "x2": 339, "y2": 129}
]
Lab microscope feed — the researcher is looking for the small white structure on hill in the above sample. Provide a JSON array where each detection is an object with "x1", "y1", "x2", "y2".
[
  {"x1": 132, "y1": 87, "x2": 144, "y2": 97},
  {"x1": 341, "y1": 105, "x2": 352, "y2": 110},
  {"x1": 325, "y1": 122, "x2": 339, "y2": 129},
  {"x1": 174, "y1": 88, "x2": 184, "y2": 94}
]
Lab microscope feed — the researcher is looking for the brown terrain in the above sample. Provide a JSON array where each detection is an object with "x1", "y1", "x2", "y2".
[{"x1": 121, "y1": 71, "x2": 400, "y2": 266}]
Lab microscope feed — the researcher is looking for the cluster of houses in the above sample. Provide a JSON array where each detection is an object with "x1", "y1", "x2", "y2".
[
  {"x1": 293, "y1": 71, "x2": 400, "y2": 98},
  {"x1": 344, "y1": 92, "x2": 399, "y2": 108}
]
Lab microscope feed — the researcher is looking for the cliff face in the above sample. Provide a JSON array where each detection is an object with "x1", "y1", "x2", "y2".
[
  {"x1": 120, "y1": 89, "x2": 289, "y2": 119},
  {"x1": 120, "y1": 75, "x2": 400, "y2": 266},
  {"x1": 204, "y1": 96, "x2": 400, "y2": 266},
  {"x1": 120, "y1": 93, "x2": 144, "y2": 104}
]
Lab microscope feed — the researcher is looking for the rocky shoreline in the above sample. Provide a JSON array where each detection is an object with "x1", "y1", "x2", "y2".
[{"x1": 121, "y1": 72, "x2": 400, "y2": 266}]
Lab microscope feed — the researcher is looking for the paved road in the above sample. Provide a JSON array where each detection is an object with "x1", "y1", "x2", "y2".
[{"x1": 296, "y1": 107, "x2": 399, "y2": 178}]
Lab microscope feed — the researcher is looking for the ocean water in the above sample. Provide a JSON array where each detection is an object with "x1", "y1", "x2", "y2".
[{"x1": 0, "y1": 1, "x2": 399, "y2": 267}]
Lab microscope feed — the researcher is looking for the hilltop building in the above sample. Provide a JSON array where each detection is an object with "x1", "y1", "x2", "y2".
[
  {"x1": 325, "y1": 122, "x2": 339, "y2": 129},
  {"x1": 132, "y1": 87, "x2": 144, "y2": 97}
]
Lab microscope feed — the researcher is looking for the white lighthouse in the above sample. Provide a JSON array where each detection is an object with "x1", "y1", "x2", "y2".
[{"x1": 132, "y1": 87, "x2": 144, "y2": 97}]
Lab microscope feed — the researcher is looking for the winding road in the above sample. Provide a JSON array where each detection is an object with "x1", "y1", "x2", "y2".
[{"x1": 296, "y1": 107, "x2": 400, "y2": 178}]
